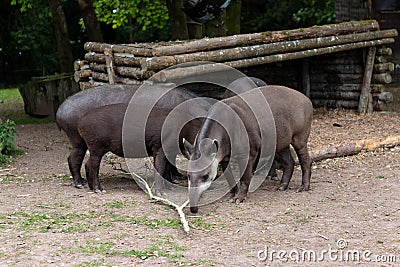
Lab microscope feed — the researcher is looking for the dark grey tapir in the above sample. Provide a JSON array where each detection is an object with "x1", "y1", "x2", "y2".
[
  {"x1": 56, "y1": 83, "x2": 209, "y2": 192},
  {"x1": 77, "y1": 102, "x2": 206, "y2": 194},
  {"x1": 184, "y1": 85, "x2": 313, "y2": 213}
]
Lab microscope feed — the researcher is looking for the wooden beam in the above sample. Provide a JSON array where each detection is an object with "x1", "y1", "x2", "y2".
[{"x1": 358, "y1": 46, "x2": 376, "y2": 114}]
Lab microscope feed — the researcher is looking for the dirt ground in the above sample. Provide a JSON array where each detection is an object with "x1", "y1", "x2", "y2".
[{"x1": 0, "y1": 108, "x2": 400, "y2": 266}]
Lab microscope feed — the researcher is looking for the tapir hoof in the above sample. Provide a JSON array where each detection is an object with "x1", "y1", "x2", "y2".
[
  {"x1": 94, "y1": 188, "x2": 106, "y2": 193},
  {"x1": 277, "y1": 183, "x2": 289, "y2": 191},
  {"x1": 267, "y1": 175, "x2": 280, "y2": 181},
  {"x1": 296, "y1": 185, "x2": 310, "y2": 192},
  {"x1": 230, "y1": 194, "x2": 246, "y2": 204},
  {"x1": 75, "y1": 184, "x2": 85, "y2": 189}
]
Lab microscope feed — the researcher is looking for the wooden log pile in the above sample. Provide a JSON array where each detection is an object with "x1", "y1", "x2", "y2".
[
  {"x1": 74, "y1": 20, "x2": 397, "y2": 112},
  {"x1": 371, "y1": 47, "x2": 396, "y2": 111}
]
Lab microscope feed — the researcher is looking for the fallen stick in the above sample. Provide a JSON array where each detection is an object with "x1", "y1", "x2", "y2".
[
  {"x1": 310, "y1": 135, "x2": 400, "y2": 162},
  {"x1": 130, "y1": 171, "x2": 190, "y2": 233}
]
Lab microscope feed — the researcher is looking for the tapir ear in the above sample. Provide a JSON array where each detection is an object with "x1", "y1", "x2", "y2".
[
  {"x1": 211, "y1": 139, "x2": 219, "y2": 154},
  {"x1": 182, "y1": 138, "x2": 194, "y2": 158}
]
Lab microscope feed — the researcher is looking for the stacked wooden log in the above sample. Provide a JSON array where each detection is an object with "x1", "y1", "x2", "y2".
[
  {"x1": 74, "y1": 20, "x2": 397, "y2": 90},
  {"x1": 371, "y1": 47, "x2": 395, "y2": 111}
]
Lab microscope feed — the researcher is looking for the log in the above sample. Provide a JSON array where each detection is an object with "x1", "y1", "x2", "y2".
[
  {"x1": 153, "y1": 63, "x2": 231, "y2": 82},
  {"x1": 91, "y1": 71, "x2": 143, "y2": 84},
  {"x1": 371, "y1": 84, "x2": 386, "y2": 93},
  {"x1": 358, "y1": 46, "x2": 376, "y2": 114},
  {"x1": 153, "y1": 38, "x2": 395, "y2": 80},
  {"x1": 310, "y1": 91, "x2": 360, "y2": 100},
  {"x1": 310, "y1": 73, "x2": 364, "y2": 84},
  {"x1": 74, "y1": 60, "x2": 89, "y2": 71},
  {"x1": 311, "y1": 64, "x2": 364, "y2": 74},
  {"x1": 373, "y1": 62, "x2": 395, "y2": 73},
  {"x1": 312, "y1": 99, "x2": 359, "y2": 109},
  {"x1": 85, "y1": 52, "x2": 141, "y2": 66},
  {"x1": 74, "y1": 69, "x2": 92, "y2": 82},
  {"x1": 115, "y1": 66, "x2": 154, "y2": 80},
  {"x1": 377, "y1": 47, "x2": 392, "y2": 55},
  {"x1": 310, "y1": 84, "x2": 361, "y2": 92},
  {"x1": 79, "y1": 81, "x2": 105, "y2": 90},
  {"x1": 373, "y1": 91, "x2": 393, "y2": 102},
  {"x1": 225, "y1": 38, "x2": 395, "y2": 69},
  {"x1": 373, "y1": 73, "x2": 392, "y2": 84},
  {"x1": 140, "y1": 56, "x2": 177, "y2": 71},
  {"x1": 141, "y1": 30, "x2": 398, "y2": 70},
  {"x1": 375, "y1": 55, "x2": 388, "y2": 63},
  {"x1": 104, "y1": 47, "x2": 116, "y2": 84},
  {"x1": 150, "y1": 20, "x2": 381, "y2": 56},
  {"x1": 310, "y1": 135, "x2": 400, "y2": 162},
  {"x1": 84, "y1": 42, "x2": 154, "y2": 56},
  {"x1": 89, "y1": 63, "x2": 154, "y2": 80}
]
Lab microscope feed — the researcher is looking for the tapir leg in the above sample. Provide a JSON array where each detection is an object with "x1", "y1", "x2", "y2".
[
  {"x1": 220, "y1": 161, "x2": 237, "y2": 198},
  {"x1": 68, "y1": 143, "x2": 87, "y2": 189},
  {"x1": 267, "y1": 159, "x2": 278, "y2": 180},
  {"x1": 153, "y1": 149, "x2": 167, "y2": 196},
  {"x1": 232, "y1": 157, "x2": 257, "y2": 203},
  {"x1": 293, "y1": 144, "x2": 311, "y2": 192},
  {"x1": 276, "y1": 147, "x2": 295, "y2": 191},
  {"x1": 84, "y1": 152, "x2": 104, "y2": 193}
]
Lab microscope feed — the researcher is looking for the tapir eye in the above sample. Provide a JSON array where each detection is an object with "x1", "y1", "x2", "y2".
[{"x1": 202, "y1": 174, "x2": 209, "y2": 181}]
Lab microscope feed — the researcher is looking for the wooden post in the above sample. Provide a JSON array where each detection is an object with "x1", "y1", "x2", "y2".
[
  {"x1": 302, "y1": 58, "x2": 310, "y2": 97},
  {"x1": 104, "y1": 47, "x2": 116, "y2": 84},
  {"x1": 358, "y1": 46, "x2": 376, "y2": 114}
]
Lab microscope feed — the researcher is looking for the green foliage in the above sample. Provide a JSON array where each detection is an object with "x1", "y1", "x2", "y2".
[
  {"x1": 0, "y1": 120, "x2": 17, "y2": 155},
  {"x1": 7, "y1": 0, "x2": 59, "y2": 79},
  {"x1": 241, "y1": 0, "x2": 336, "y2": 33},
  {"x1": 293, "y1": 0, "x2": 335, "y2": 25},
  {"x1": 93, "y1": 0, "x2": 169, "y2": 31},
  {"x1": 10, "y1": 0, "x2": 32, "y2": 12}
]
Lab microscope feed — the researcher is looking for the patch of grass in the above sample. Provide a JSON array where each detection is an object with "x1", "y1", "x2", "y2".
[
  {"x1": 106, "y1": 200, "x2": 124, "y2": 209},
  {"x1": 293, "y1": 213, "x2": 314, "y2": 224},
  {"x1": 5, "y1": 211, "x2": 104, "y2": 233},
  {"x1": 0, "y1": 88, "x2": 55, "y2": 124},
  {"x1": 0, "y1": 252, "x2": 8, "y2": 258},
  {"x1": 197, "y1": 259, "x2": 222, "y2": 266},
  {"x1": 77, "y1": 239, "x2": 185, "y2": 261},
  {"x1": 0, "y1": 88, "x2": 23, "y2": 104},
  {"x1": 75, "y1": 258, "x2": 106, "y2": 267},
  {"x1": 78, "y1": 241, "x2": 115, "y2": 255},
  {"x1": 189, "y1": 217, "x2": 213, "y2": 230},
  {"x1": 124, "y1": 215, "x2": 181, "y2": 229}
]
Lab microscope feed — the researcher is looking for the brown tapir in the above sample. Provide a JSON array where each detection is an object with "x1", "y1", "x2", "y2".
[
  {"x1": 56, "y1": 84, "x2": 209, "y2": 190},
  {"x1": 184, "y1": 85, "x2": 313, "y2": 213},
  {"x1": 222, "y1": 76, "x2": 278, "y2": 181},
  {"x1": 77, "y1": 102, "x2": 206, "y2": 194}
]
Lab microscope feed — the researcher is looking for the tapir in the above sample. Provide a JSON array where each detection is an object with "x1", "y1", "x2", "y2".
[
  {"x1": 223, "y1": 76, "x2": 278, "y2": 181},
  {"x1": 56, "y1": 83, "x2": 208, "y2": 190},
  {"x1": 184, "y1": 85, "x2": 313, "y2": 213},
  {"x1": 77, "y1": 102, "x2": 205, "y2": 194}
]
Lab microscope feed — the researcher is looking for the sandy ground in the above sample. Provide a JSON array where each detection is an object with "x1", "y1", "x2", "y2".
[{"x1": 0, "y1": 108, "x2": 399, "y2": 266}]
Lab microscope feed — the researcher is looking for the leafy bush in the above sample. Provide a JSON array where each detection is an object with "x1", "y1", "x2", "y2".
[{"x1": 0, "y1": 119, "x2": 19, "y2": 165}]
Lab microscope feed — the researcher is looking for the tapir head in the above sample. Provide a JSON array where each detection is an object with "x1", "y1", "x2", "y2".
[{"x1": 183, "y1": 137, "x2": 220, "y2": 213}]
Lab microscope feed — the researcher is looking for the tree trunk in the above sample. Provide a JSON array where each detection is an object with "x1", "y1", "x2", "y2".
[
  {"x1": 77, "y1": 0, "x2": 103, "y2": 42},
  {"x1": 187, "y1": 23, "x2": 203, "y2": 39},
  {"x1": 48, "y1": 0, "x2": 74, "y2": 73},
  {"x1": 204, "y1": 10, "x2": 227, "y2": 37},
  {"x1": 166, "y1": 0, "x2": 189, "y2": 40},
  {"x1": 226, "y1": 0, "x2": 241, "y2": 35}
]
